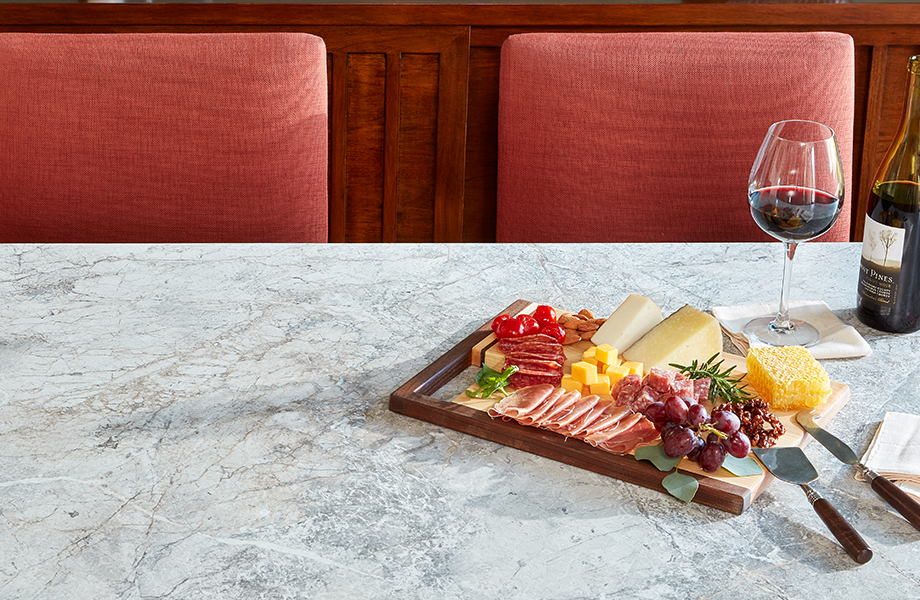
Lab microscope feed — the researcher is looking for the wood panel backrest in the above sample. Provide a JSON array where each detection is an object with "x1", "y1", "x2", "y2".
[{"x1": 3, "y1": 4, "x2": 920, "y2": 242}]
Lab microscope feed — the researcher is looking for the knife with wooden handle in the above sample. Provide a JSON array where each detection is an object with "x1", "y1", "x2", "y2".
[{"x1": 796, "y1": 410, "x2": 920, "y2": 531}]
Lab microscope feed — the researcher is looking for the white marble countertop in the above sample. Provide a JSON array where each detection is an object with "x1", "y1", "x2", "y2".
[{"x1": 1, "y1": 242, "x2": 918, "y2": 599}]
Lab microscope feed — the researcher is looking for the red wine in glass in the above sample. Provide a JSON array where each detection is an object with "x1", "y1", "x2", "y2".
[{"x1": 750, "y1": 186, "x2": 842, "y2": 242}]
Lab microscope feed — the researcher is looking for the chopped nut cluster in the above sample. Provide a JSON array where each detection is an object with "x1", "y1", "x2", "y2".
[
  {"x1": 557, "y1": 309, "x2": 606, "y2": 344},
  {"x1": 713, "y1": 398, "x2": 785, "y2": 448}
]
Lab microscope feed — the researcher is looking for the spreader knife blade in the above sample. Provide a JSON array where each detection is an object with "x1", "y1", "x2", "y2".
[{"x1": 796, "y1": 409, "x2": 920, "y2": 531}]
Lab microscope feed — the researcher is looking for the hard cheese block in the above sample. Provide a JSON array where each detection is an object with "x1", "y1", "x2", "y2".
[
  {"x1": 621, "y1": 304, "x2": 721, "y2": 370},
  {"x1": 591, "y1": 294, "x2": 663, "y2": 351}
]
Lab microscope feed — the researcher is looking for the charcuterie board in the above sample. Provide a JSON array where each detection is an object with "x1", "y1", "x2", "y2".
[{"x1": 389, "y1": 299, "x2": 849, "y2": 514}]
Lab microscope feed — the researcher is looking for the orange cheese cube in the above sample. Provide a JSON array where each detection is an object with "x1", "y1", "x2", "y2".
[
  {"x1": 621, "y1": 361, "x2": 644, "y2": 378},
  {"x1": 571, "y1": 361, "x2": 598, "y2": 385},
  {"x1": 561, "y1": 375, "x2": 584, "y2": 394},
  {"x1": 595, "y1": 344, "x2": 618, "y2": 365},
  {"x1": 606, "y1": 364, "x2": 630, "y2": 384},
  {"x1": 590, "y1": 374, "x2": 611, "y2": 396}
]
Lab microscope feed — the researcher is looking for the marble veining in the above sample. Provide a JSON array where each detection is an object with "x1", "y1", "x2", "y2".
[{"x1": 0, "y1": 243, "x2": 918, "y2": 599}]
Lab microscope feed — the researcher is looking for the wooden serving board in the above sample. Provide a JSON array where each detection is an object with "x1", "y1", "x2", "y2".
[{"x1": 389, "y1": 299, "x2": 849, "y2": 515}]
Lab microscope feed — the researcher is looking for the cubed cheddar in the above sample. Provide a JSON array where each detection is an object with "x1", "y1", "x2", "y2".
[
  {"x1": 571, "y1": 361, "x2": 598, "y2": 385},
  {"x1": 583, "y1": 356, "x2": 598, "y2": 367},
  {"x1": 606, "y1": 364, "x2": 630, "y2": 384},
  {"x1": 595, "y1": 344, "x2": 618, "y2": 366},
  {"x1": 590, "y1": 374, "x2": 611, "y2": 396},
  {"x1": 561, "y1": 375, "x2": 584, "y2": 394},
  {"x1": 582, "y1": 347, "x2": 597, "y2": 361},
  {"x1": 621, "y1": 361, "x2": 644, "y2": 378}
]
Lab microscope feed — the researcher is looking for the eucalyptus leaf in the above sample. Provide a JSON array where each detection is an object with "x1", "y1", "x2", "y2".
[
  {"x1": 662, "y1": 471, "x2": 699, "y2": 503},
  {"x1": 634, "y1": 445, "x2": 682, "y2": 472},
  {"x1": 721, "y1": 455, "x2": 764, "y2": 477}
]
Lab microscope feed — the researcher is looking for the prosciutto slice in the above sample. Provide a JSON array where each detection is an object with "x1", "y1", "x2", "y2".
[
  {"x1": 543, "y1": 395, "x2": 599, "y2": 431},
  {"x1": 529, "y1": 391, "x2": 580, "y2": 428},
  {"x1": 488, "y1": 384, "x2": 554, "y2": 420},
  {"x1": 515, "y1": 387, "x2": 567, "y2": 426},
  {"x1": 489, "y1": 385, "x2": 660, "y2": 456}
]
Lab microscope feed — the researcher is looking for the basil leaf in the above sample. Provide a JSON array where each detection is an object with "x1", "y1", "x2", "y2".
[
  {"x1": 662, "y1": 471, "x2": 699, "y2": 503},
  {"x1": 475, "y1": 365, "x2": 502, "y2": 387},
  {"x1": 721, "y1": 455, "x2": 764, "y2": 477},
  {"x1": 634, "y1": 445, "x2": 682, "y2": 472},
  {"x1": 466, "y1": 365, "x2": 518, "y2": 398}
]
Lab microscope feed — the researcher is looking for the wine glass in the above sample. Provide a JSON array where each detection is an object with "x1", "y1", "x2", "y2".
[{"x1": 743, "y1": 119, "x2": 844, "y2": 347}]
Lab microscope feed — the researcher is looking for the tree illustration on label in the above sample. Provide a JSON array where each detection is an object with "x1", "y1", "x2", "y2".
[
  {"x1": 878, "y1": 229, "x2": 898, "y2": 266},
  {"x1": 867, "y1": 233, "x2": 878, "y2": 261}
]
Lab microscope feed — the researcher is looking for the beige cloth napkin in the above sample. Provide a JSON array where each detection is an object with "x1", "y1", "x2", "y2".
[
  {"x1": 711, "y1": 301, "x2": 872, "y2": 359},
  {"x1": 856, "y1": 412, "x2": 920, "y2": 503}
]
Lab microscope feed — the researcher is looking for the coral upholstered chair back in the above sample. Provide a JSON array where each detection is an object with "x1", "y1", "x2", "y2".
[
  {"x1": 496, "y1": 32, "x2": 855, "y2": 242},
  {"x1": 0, "y1": 33, "x2": 328, "y2": 243}
]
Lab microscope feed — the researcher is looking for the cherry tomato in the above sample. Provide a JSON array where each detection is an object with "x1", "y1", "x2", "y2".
[
  {"x1": 533, "y1": 305, "x2": 557, "y2": 324},
  {"x1": 491, "y1": 314, "x2": 511, "y2": 335},
  {"x1": 539, "y1": 321, "x2": 566, "y2": 344},
  {"x1": 517, "y1": 314, "x2": 541, "y2": 336},
  {"x1": 496, "y1": 316, "x2": 526, "y2": 339}
]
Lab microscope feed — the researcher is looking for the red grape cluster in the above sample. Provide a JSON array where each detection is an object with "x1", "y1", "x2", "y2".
[{"x1": 642, "y1": 395, "x2": 752, "y2": 473}]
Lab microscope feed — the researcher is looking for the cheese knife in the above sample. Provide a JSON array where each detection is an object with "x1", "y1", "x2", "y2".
[
  {"x1": 754, "y1": 446, "x2": 872, "y2": 564},
  {"x1": 796, "y1": 409, "x2": 920, "y2": 531}
]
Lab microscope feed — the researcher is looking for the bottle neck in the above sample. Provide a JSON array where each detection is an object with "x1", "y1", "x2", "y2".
[{"x1": 899, "y1": 62, "x2": 920, "y2": 140}]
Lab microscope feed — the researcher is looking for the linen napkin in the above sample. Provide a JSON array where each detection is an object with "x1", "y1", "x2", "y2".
[
  {"x1": 856, "y1": 412, "x2": 920, "y2": 503},
  {"x1": 711, "y1": 300, "x2": 872, "y2": 359}
]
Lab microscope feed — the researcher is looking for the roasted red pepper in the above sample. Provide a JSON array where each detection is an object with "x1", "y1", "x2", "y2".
[
  {"x1": 495, "y1": 316, "x2": 526, "y2": 339},
  {"x1": 533, "y1": 304, "x2": 557, "y2": 324},
  {"x1": 516, "y1": 314, "x2": 541, "y2": 336},
  {"x1": 491, "y1": 314, "x2": 511, "y2": 335},
  {"x1": 539, "y1": 321, "x2": 566, "y2": 344}
]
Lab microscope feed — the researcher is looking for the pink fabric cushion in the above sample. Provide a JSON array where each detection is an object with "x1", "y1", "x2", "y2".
[
  {"x1": 0, "y1": 33, "x2": 328, "y2": 243},
  {"x1": 497, "y1": 32, "x2": 855, "y2": 242}
]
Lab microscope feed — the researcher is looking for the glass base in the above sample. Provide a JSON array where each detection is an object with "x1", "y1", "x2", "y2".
[{"x1": 742, "y1": 317, "x2": 820, "y2": 348}]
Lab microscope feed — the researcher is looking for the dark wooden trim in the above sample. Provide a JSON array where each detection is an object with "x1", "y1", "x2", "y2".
[
  {"x1": 434, "y1": 27, "x2": 470, "y2": 242},
  {"x1": 857, "y1": 44, "x2": 889, "y2": 241},
  {"x1": 383, "y1": 51, "x2": 400, "y2": 242},
  {"x1": 6, "y1": 4, "x2": 920, "y2": 28},
  {"x1": 329, "y1": 50, "x2": 348, "y2": 243}
]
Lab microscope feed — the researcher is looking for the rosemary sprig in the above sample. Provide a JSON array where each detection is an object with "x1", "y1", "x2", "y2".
[{"x1": 669, "y1": 353, "x2": 753, "y2": 404}]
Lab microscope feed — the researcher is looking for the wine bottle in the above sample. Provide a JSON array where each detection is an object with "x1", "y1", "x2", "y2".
[{"x1": 857, "y1": 56, "x2": 920, "y2": 333}]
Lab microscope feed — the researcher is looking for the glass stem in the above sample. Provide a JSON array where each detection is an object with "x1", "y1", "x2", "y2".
[{"x1": 773, "y1": 241, "x2": 797, "y2": 332}]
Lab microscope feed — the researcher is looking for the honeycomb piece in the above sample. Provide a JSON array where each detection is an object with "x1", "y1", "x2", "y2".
[{"x1": 745, "y1": 346, "x2": 832, "y2": 411}]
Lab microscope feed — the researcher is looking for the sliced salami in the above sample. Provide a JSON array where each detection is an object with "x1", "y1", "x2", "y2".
[{"x1": 509, "y1": 371, "x2": 563, "y2": 388}]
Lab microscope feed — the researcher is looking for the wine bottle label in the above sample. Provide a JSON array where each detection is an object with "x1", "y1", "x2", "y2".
[{"x1": 858, "y1": 215, "x2": 905, "y2": 306}]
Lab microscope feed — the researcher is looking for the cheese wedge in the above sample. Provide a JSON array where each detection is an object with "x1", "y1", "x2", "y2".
[
  {"x1": 592, "y1": 294, "x2": 663, "y2": 351},
  {"x1": 621, "y1": 304, "x2": 721, "y2": 370}
]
